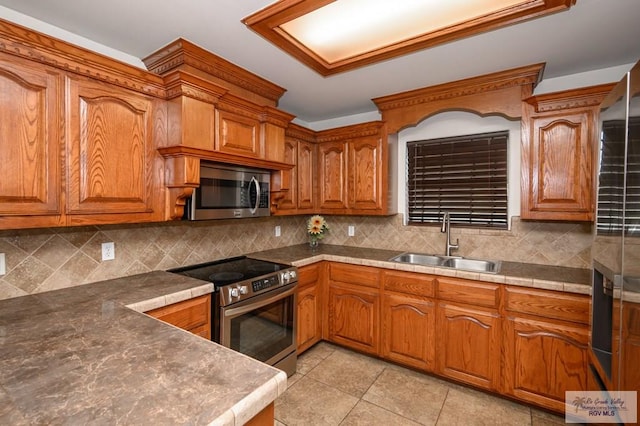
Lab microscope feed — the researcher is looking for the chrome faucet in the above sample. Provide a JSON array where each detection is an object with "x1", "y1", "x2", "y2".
[{"x1": 441, "y1": 212, "x2": 459, "y2": 257}]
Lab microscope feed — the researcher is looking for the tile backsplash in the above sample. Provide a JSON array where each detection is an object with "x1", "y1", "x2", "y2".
[{"x1": 0, "y1": 214, "x2": 593, "y2": 300}]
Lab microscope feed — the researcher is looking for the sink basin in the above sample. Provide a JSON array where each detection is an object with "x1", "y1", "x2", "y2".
[
  {"x1": 389, "y1": 253, "x2": 445, "y2": 266},
  {"x1": 390, "y1": 252, "x2": 501, "y2": 274},
  {"x1": 441, "y1": 257, "x2": 501, "y2": 273}
]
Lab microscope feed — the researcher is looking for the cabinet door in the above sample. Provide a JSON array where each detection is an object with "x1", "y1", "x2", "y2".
[
  {"x1": 297, "y1": 141, "x2": 315, "y2": 210},
  {"x1": 297, "y1": 283, "x2": 322, "y2": 353},
  {"x1": 66, "y1": 77, "x2": 158, "y2": 221},
  {"x1": 328, "y1": 282, "x2": 379, "y2": 355},
  {"x1": 0, "y1": 55, "x2": 63, "y2": 228},
  {"x1": 382, "y1": 292, "x2": 435, "y2": 371},
  {"x1": 318, "y1": 141, "x2": 348, "y2": 211},
  {"x1": 216, "y1": 108, "x2": 261, "y2": 158},
  {"x1": 276, "y1": 137, "x2": 298, "y2": 212},
  {"x1": 146, "y1": 294, "x2": 211, "y2": 339},
  {"x1": 523, "y1": 111, "x2": 595, "y2": 221},
  {"x1": 348, "y1": 135, "x2": 383, "y2": 211},
  {"x1": 503, "y1": 316, "x2": 588, "y2": 412},
  {"x1": 436, "y1": 302, "x2": 501, "y2": 390},
  {"x1": 297, "y1": 263, "x2": 323, "y2": 353}
]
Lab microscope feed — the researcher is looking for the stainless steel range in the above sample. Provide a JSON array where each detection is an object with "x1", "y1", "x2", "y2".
[{"x1": 169, "y1": 256, "x2": 298, "y2": 376}]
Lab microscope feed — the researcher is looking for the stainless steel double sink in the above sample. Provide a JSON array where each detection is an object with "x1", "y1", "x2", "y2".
[{"x1": 389, "y1": 252, "x2": 501, "y2": 274}]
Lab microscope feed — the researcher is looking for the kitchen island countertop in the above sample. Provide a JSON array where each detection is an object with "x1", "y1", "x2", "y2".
[
  {"x1": 0, "y1": 270, "x2": 286, "y2": 425},
  {"x1": 249, "y1": 244, "x2": 592, "y2": 295}
]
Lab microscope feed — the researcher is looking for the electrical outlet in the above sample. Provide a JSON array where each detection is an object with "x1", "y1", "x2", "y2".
[
  {"x1": 0, "y1": 253, "x2": 5, "y2": 276},
  {"x1": 275, "y1": 225, "x2": 281, "y2": 237},
  {"x1": 348, "y1": 225, "x2": 355, "y2": 237},
  {"x1": 101, "y1": 242, "x2": 115, "y2": 261}
]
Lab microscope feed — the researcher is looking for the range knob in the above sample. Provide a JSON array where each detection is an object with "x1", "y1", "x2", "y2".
[
  {"x1": 238, "y1": 285, "x2": 249, "y2": 295},
  {"x1": 230, "y1": 287, "x2": 240, "y2": 298},
  {"x1": 289, "y1": 270, "x2": 297, "y2": 280},
  {"x1": 282, "y1": 271, "x2": 291, "y2": 283}
]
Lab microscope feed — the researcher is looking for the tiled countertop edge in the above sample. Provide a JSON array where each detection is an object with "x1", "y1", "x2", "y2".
[
  {"x1": 291, "y1": 254, "x2": 592, "y2": 296},
  {"x1": 125, "y1": 283, "x2": 215, "y2": 312},
  {"x1": 210, "y1": 370, "x2": 287, "y2": 426}
]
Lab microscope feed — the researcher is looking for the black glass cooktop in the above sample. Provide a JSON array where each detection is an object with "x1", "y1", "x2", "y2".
[{"x1": 169, "y1": 256, "x2": 290, "y2": 288}]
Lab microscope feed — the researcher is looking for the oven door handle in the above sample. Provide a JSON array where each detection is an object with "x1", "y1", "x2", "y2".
[{"x1": 223, "y1": 284, "x2": 296, "y2": 318}]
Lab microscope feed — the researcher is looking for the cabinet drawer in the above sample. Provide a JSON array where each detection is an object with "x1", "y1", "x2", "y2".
[
  {"x1": 146, "y1": 294, "x2": 211, "y2": 337},
  {"x1": 437, "y1": 277, "x2": 499, "y2": 308},
  {"x1": 298, "y1": 263, "x2": 321, "y2": 288},
  {"x1": 505, "y1": 286, "x2": 589, "y2": 324},
  {"x1": 383, "y1": 270, "x2": 435, "y2": 298},
  {"x1": 329, "y1": 263, "x2": 380, "y2": 288}
]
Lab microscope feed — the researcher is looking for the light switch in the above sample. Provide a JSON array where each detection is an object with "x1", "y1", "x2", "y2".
[
  {"x1": 348, "y1": 225, "x2": 355, "y2": 237},
  {"x1": 275, "y1": 226, "x2": 281, "y2": 237},
  {"x1": 0, "y1": 253, "x2": 5, "y2": 275}
]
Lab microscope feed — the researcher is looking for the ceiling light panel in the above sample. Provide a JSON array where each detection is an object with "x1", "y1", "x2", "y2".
[
  {"x1": 243, "y1": 0, "x2": 577, "y2": 75},
  {"x1": 281, "y1": 0, "x2": 526, "y2": 63}
]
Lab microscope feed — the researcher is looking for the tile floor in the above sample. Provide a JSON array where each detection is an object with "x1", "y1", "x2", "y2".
[{"x1": 274, "y1": 342, "x2": 567, "y2": 426}]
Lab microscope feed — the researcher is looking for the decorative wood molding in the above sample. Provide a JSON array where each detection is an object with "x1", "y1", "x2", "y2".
[
  {"x1": 162, "y1": 70, "x2": 228, "y2": 103},
  {"x1": 372, "y1": 63, "x2": 545, "y2": 133},
  {"x1": 243, "y1": 0, "x2": 575, "y2": 76},
  {"x1": 0, "y1": 18, "x2": 166, "y2": 97},
  {"x1": 525, "y1": 83, "x2": 616, "y2": 113},
  {"x1": 261, "y1": 105, "x2": 296, "y2": 127},
  {"x1": 158, "y1": 146, "x2": 294, "y2": 171},
  {"x1": 142, "y1": 38, "x2": 287, "y2": 104},
  {"x1": 163, "y1": 156, "x2": 200, "y2": 220},
  {"x1": 286, "y1": 122, "x2": 317, "y2": 143},
  {"x1": 316, "y1": 121, "x2": 385, "y2": 143}
]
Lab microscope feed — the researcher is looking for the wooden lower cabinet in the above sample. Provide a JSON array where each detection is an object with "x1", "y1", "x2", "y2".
[
  {"x1": 436, "y1": 302, "x2": 501, "y2": 391},
  {"x1": 327, "y1": 282, "x2": 380, "y2": 355},
  {"x1": 296, "y1": 263, "x2": 323, "y2": 354},
  {"x1": 382, "y1": 292, "x2": 435, "y2": 371},
  {"x1": 146, "y1": 294, "x2": 211, "y2": 339},
  {"x1": 503, "y1": 315, "x2": 588, "y2": 411},
  {"x1": 503, "y1": 286, "x2": 590, "y2": 412},
  {"x1": 306, "y1": 261, "x2": 591, "y2": 414}
]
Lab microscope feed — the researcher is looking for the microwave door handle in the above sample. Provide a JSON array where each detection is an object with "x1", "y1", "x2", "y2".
[{"x1": 250, "y1": 176, "x2": 260, "y2": 215}]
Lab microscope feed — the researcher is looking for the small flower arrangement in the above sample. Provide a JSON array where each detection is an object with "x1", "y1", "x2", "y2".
[{"x1": 307, "y1": 214, "x2": 329, "y2": 247}]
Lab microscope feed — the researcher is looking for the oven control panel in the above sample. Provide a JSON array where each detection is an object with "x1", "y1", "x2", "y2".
[{"x1": 252, "y1": 275, "x2": 280, "y2": 292}]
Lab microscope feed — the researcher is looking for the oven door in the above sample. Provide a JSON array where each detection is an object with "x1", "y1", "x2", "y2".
[{"x1": 220, "y1": 283, "x2": 296, "y2": 369}]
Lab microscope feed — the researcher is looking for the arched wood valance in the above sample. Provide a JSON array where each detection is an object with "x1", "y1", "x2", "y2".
[{"x1": 372, "y1": 63, "x2": 545, "y2": 134}]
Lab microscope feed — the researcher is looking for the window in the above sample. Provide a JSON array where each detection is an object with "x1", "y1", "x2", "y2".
[{"x1": 407, "y1": 131, "x2": 508, "y2": 229}]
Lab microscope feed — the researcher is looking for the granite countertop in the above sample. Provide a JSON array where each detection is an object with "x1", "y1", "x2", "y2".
[
  {"x1": 0, "y1": 271, "x2": 286, "y2": 425},
  {"x1": 249, "y1": 244, "x2": 592, "y2": 295}
]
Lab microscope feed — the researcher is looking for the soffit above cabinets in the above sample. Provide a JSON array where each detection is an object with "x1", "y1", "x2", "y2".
[{"x1": 243, "y1": 0, "x2": 577, "y2": 76}]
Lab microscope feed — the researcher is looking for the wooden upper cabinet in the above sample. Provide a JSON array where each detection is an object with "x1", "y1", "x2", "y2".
[
  {"x1": 525, "y1": 111, "x2": 594, "y2": 220},
  {"x1": 349, "y1": 135, "x2": 383, "y2": 211},
  {"x1": 522, "y1": 84, "x2": 614, "y2": 221},
  {"x1": 0, "y1": 54, "x2": 64, "y2": 229},
  {"x1": 297, "y1": 141, "x2": 315, "y2": 211},
  {"x1": 216, "y1": 107, "x2": 262, "y2": 158},
  {"x1": 318, "y1": 141, "x2": 348, "y2": 211},
  {"x1": 66, "y1": 76, "x2": 160, "y2": 223},
  {"x1": 316, "y1": 121, "x2": 389, "y2": 215},
  {"x1": 274, "y1": 134, "x2": 315, "y2": 214}
]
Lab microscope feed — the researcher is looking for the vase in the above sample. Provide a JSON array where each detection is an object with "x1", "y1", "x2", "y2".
[{"x1": 309, "y1": 237, "x2": 319, "y2": 249}]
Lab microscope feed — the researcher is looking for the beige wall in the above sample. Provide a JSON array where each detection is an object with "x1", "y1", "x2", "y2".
[{"x1": 0, "y1": 214, "x2": 592, "y2": 300}]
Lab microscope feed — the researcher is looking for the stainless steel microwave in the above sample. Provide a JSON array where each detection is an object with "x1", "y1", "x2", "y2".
[{"x1": 185, "y1": 163, "x2": 270, "y2": 220}]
